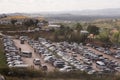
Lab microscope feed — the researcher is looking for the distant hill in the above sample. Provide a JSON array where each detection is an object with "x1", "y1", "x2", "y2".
[
  {"x1": 4, "y1": 8, "x2": 120, "y2": 21},
  {"x1": 68, "y1": 8, "x2": 120, "y2": 16}
]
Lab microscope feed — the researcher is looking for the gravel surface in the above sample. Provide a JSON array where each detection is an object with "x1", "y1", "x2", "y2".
[{"x1": 13, "y1": 39, "x2": 55, "y2": 72}]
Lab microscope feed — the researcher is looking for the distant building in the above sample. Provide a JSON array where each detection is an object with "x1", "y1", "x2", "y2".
[
  {"x1": 0, "y1": 19, "x2": 11, "y2": 24},
  {"x1": 37, "y1": 22, "x2": 44, "y2": 29},
  {"x1": 110, "y1": 28, "x2": 119, "y2": 34},
  {"x1": 15, "y1": 21, "x2": 23, "y2": 25},
  {"x1": 48, "y1": 24, "x2": 61, "y2": 30},
  {"x1": 80, "y1": 30, "x2": 89, "y2": 34}
]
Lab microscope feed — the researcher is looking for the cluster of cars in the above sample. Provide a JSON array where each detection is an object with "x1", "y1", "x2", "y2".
[
  {"x1": 44, "y1": 40, "x2": 120, "y2": 74},
  {"x1": 87, "y1": 43, "x2": 120, "y2": 59},
  {"x1": 27, "y1": 38, "x2": 68, "y2": 71},
  {"x1": 53, "y1": 42, "x2": 96, "y2": 74},
  {"x1": 28, "y1": 38, "x2": 95, "y2": 73},
  {"x1": 113, "y1": 50, "x2": 120, "y2": 59},
  {"x1": 86, "y1": 43, "x2": 120, "y2": 73},
  {"x1": 3, "y1": 36, "x2": 28, "y2": 68},
  {"x1": 86, "y1": 44, "x2": 113, "y2": 55},
  {"x1": 7, "y1": 35, "x2": 120, "y2": 74}
]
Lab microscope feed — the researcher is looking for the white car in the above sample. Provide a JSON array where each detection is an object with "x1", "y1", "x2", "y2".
[
  {"x1": 43, "y1": 53, "x2": 52, "y2": 58},
  {"x1": 33, "y1": 58, "x2": 41, "y2": 65},
  {"x1": 59, "y1": 66, "x2": 72, "y2": 72},
  {"x1": 114, "y1": 54, "x2": 120, "y2": 59},
  {"x1": 14, "y1": 61, "x2": 24, "y2": 65},
  {"x1": 83, "y1": 58, "x2": 92, "y2": 65},
  {"x1": 114, "y1": 67, "x2": 120, "y2": 72},
  {"x1": 44, "y1": 56, "x2": 53, "y2": 62},
  {"x1": 87, "y1": 70, "x2": 96, "y2": 74}
]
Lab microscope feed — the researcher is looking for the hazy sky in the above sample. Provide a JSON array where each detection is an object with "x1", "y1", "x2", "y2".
[{"x1": 0, "y1": 0, "x2": 120, "y2": 13}]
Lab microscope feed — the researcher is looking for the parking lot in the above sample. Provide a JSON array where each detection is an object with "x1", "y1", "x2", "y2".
[
  {"x1": 13, "y1": 39, "x2": 55, "y2": 71},
  {"x1": 2, "y1": 36, "x2": 120, "y2": 74}
]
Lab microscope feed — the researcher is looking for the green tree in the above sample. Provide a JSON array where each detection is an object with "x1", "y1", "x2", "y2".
[
  {"x1": 98, "y1": 29, "x2": 110, "y2": 42},
  {"x1": 87, "y1": 25, "x2": 99, "y2": 35},
  {"x1": 41, "y1": 20, "x2": 48, "y2": 26},
  {"x1": 24, "y1": 19, "x2": 34, "y2": 27},
  {"x1": 11, "y1": 19, "x2": 17, "y2": 25},
  {"x1": 34, "y1": 19, "x2": 39, "y2": 26},
  {"x1": 59, "y1": 24, "x2": 66, "y2": 35},
  {"x1": 75, "y1": 23, "x2": 83, "y2": 32},
  {"x1": 111, "y1": 31, "x2": 120, "y2": 45}
]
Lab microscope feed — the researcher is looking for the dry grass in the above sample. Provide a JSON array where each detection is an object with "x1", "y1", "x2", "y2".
[{"x1": 1, "y1": 15, "x2": 28, "y2": 20}]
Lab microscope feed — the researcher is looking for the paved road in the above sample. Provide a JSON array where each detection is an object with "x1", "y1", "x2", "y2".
[{"x1": 13, "y1": 39, "x2": 55, "y2": 72}]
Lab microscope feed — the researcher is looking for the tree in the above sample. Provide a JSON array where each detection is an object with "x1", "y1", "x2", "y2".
[
  {"x1": 24, "y1": 19, "x2": 34, "y2": 27},
  {"x1": 34, "y1": 19, "x2": 39, "y2": 26},
  {"x1": 87, "y1": 25, "x2": 99, "y2": 35},
  {"x1": 111, "y1": 31, "x2": 120, "y2": 45},
  {"x1": 41, "y1": 20, "x2": 48, "y2": 26},
  {"x1": 75, "y1": 23, "x2": 83, "y2": 32},
  {"x1": 59, "y1": 24, "x2": 66, "y2": 35},
  {"x1": 54, "y1": 30, "x2": 59, "y2": 41},
  {"x1": 11, "y1": 19, "x2": 17, "y2": 25},
  {"x1": 64, "y1": 26, "x2": 72, "y2": 40},
  {"x1": 98, "y1": 29, "x2": 110, "y2": 42}
]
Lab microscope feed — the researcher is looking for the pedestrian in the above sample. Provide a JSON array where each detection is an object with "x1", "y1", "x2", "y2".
[
  {"x1": 39, "y1": 53, "x2": 41, "y2": 57},
  {"x1": 19, "y1": 48, "x2": 21, "y2": 52},
  {"x1": 34, "y1": 49, "x2": 36, "y2": 53}
]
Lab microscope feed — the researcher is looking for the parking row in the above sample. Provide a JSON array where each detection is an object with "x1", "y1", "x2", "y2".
[
  {"x1": 2, "y1": 36, "x2": 28, "y2": 68},
  {"x1": 27, "y1": 38, "x2": 69, "y2": 70},
  {"x1": 86, "y1": 43, "x2": 120, "y2": 59}
]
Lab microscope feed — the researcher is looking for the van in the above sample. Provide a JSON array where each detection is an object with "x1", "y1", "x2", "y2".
[
  {"x1": 21, "y1": 51, "x2": 32, "y2": 58},
  {"x1": 14, "y1": 64, "x2": 28, "y2": 68}
]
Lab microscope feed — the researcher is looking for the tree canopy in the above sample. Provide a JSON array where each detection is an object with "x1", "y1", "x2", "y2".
[
  {"x1": 111, "y1": 31, "x2": 120, "y2": 44},
  {"x1": 87, "y1": 25, "x2": 99, "y2": 35},
  {"x1": 11, "y1": 19, "x2": 17, "y2": 25},
  {"x1": 24, "y1": 19, "x2": 39, "y2": 27},
  {"x1": 75, "y1": 23, "x2": 83, "y2": 32},
  {"x1": 98, "y1": 29, "x2": 110, "y2": 42}
]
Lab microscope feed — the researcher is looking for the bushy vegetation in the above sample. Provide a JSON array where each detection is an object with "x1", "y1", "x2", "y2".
[
  {"x1": 0, "y1": 24, "x2": 28, "y2": 31},
  {"x1": 1, "y1": 69, "x2": 120, "y2": 80},
  {"x1": 0, "y1": 39, "x2": 7, "y2": 68}
]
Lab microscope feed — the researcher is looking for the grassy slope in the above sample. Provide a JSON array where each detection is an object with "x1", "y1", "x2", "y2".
[{"x1": 0, "y1": 39, "x2": 7, "y2": 68}]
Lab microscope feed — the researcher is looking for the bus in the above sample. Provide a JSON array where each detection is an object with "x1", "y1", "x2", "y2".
[{"x1": 21, "y1": 51, "x2": 32, "y2": 58}]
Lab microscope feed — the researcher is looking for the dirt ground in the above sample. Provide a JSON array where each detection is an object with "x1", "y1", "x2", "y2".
[{"x1": 13, "y1": 39, "x2": 55, "y2": 72}]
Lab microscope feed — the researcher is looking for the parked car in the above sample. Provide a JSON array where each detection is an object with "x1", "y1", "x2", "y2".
[
  {"x1": 41, "y1": 64, "x2": 48, "y2": 71},
  {"x1": 53, "y1": 60, "x2": 65, "y2": 68},
  {"x1": 114, "y1": 67, "x2": 120, "y2": 72},
  {"x1": 114, "y1": 54, "x2": 120, "y2": 59},
  {"x1": 59, "y1": 66, "x2": 72, "y2": 72},
  {"x1": 83, "y1": 58, "x2": 92, "y2": 65},
  {"x1": 33, "y1": 58, "x2": 41, "y2": 65},
  {"x1": 20, "y1": 51, "x2": 32, "y2": 58},
  {"x1": 96, "y1": 61, "x2": 106, "y2": 69}
]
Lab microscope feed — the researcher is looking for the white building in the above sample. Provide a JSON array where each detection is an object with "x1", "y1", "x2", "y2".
[{"x1": 48, "y1": 24, "x2": 61, "y2": 30}]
